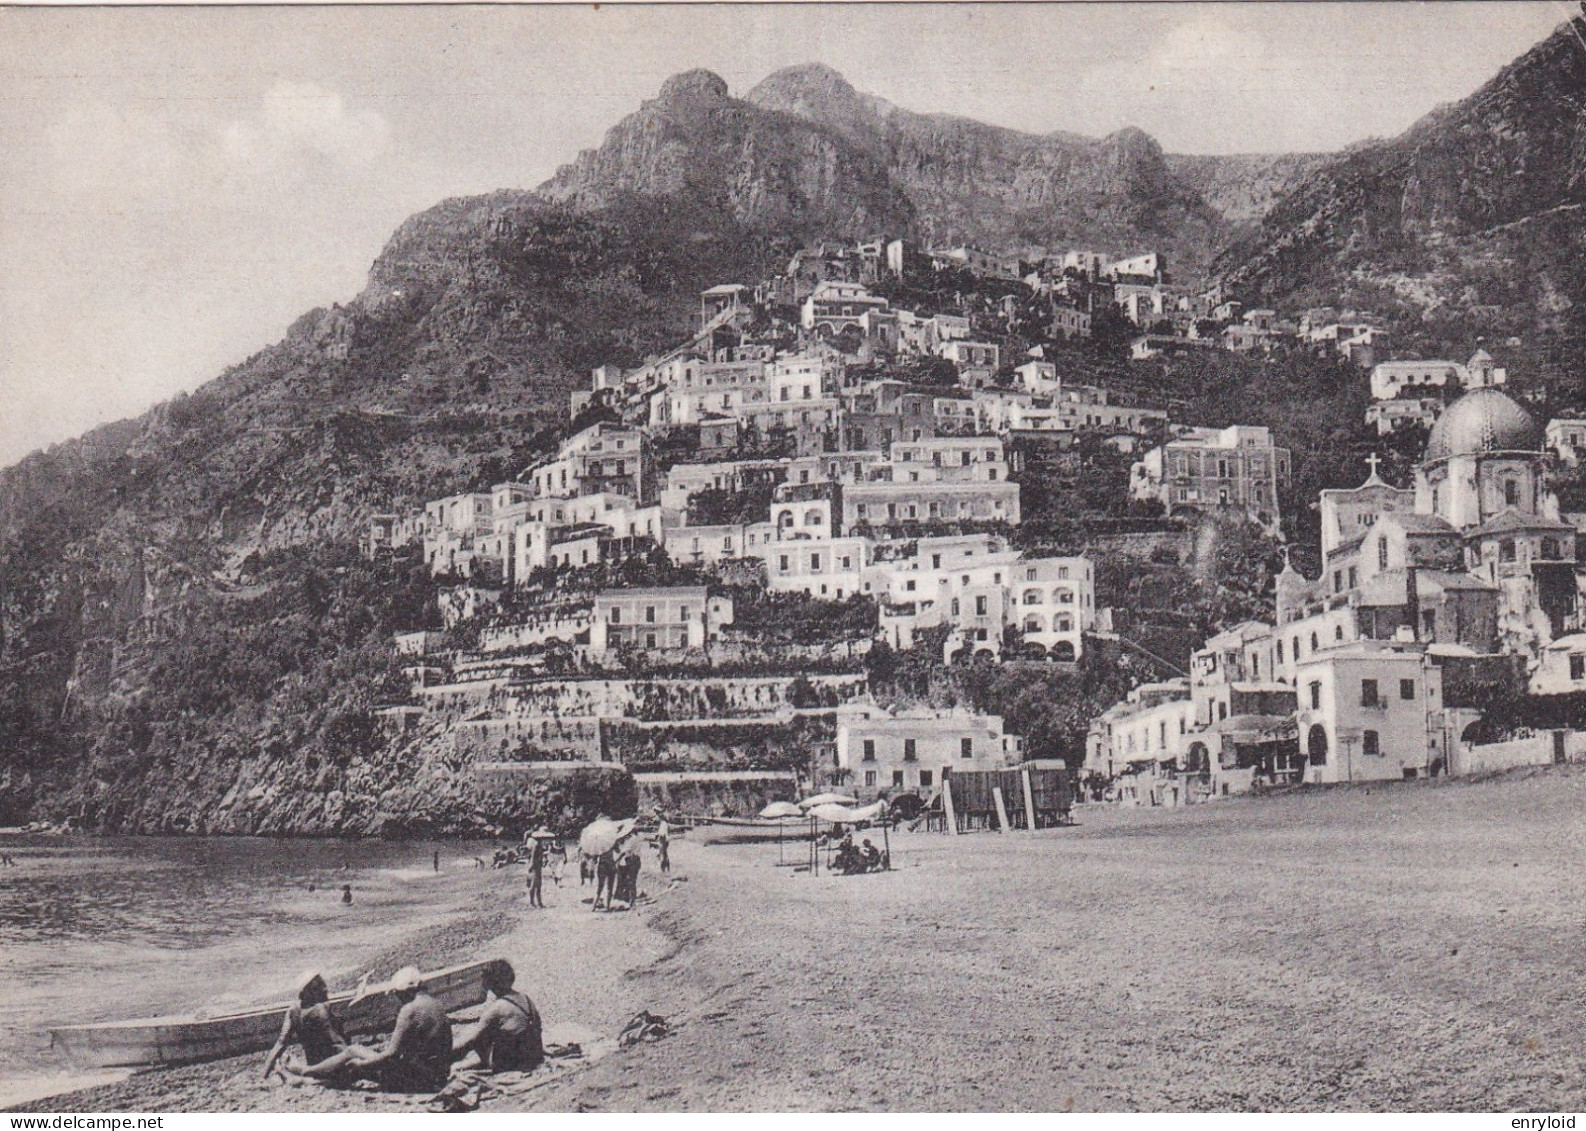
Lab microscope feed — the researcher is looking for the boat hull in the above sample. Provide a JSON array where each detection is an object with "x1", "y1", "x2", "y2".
[{"x1": 48, "y1": 958, "x2": 509, "y2": 1069}]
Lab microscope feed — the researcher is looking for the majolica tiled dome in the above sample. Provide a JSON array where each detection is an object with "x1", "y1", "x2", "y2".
[{"x1": 1423, "y1": 387, "x2": 1540, "y2": 463}]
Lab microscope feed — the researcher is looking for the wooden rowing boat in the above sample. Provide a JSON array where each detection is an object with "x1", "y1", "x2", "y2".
[
  {"x1": 688, "y1": 815, "x2": 811, "y2": 845},
  {"x1": 48, "y1": 957, "x2": 509, "y2": 1070}
]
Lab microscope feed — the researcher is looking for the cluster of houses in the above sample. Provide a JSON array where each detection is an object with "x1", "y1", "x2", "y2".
[
  {"x1": 1088, "y1": 382, "x2": 1586, "y2": 804},
  {"x1": 366, "y1": 232, "x2": 1586, "y2": 818}
]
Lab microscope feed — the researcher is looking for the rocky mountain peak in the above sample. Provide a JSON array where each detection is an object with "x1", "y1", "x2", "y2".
[
  {"x1": 656, "y1": 69, "x2": 731, "y2": 109},
  {"x1": 747, "y1": 63, "x2": 892, "y2": 145}
]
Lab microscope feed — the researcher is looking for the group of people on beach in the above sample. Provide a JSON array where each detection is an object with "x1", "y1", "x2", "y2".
[
  {"x1": 583, "y1": 816, "x2": 669, "y2": 913},
  {"x1": 832, "y1": 833, "x2": 886, "y2": 875},
  {"x1": 262, "y1": 962, "x2": 542, "y2": 1093}
]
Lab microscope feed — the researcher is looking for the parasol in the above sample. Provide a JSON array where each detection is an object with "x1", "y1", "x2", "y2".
[
  {"x1": 579, "y1": 817, "x2": 635, "y2": 856},
  {"x1": 798, "y1": 792, "x2": 858, "y2": 809},
  {"x1": 807, "y1": 800, "x2": 886, "y2": 824},
  {"x1": 758, "y1": 801, "x2": 804, "y2": 820}
]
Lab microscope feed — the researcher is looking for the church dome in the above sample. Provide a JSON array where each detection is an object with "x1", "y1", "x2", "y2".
[{"x1": 1423, "y1": 386, "x2": 1540, "y2": 463}]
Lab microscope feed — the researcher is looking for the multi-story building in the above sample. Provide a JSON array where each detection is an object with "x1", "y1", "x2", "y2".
[
  {"x1": 769, "y1": 354, "x2": 843, "y2": 405},
  {"x1": 1294, "y1": 641, "x2": 1443, "y2": 783},
  {"x1": 530, "y1": 422, "x2": 652, "y2": 503},
  {"x1": 1085, "y1": 679, "x2": 1194, "y2": 779},
  {"x1": 801, "y1": 281, "x2": 889, "y2": 333},
  {"x1": 936, "y1": 340, "x2": 1001, "y2": 384},
  {"x1": 1129, "y1": 425, "x2": 1290, "y2": 526},
  {"x1": 587, "y1": 587, "x2": 734, "y2": 656},
  {"x1": 761, "y1": 536, "x2": 871, "y2": 599},
  {"x1": 836, "y1": 707, "x2": 1022, "y2": 799},
  {"x1": 663, "y1": 523, "x2": 747, "y2": 568},
  {"x1": 1370, "y1": 360, "x2": 1459, "y2": 401},
  {"x1": 1366, "y1": 398, "x2": 1442, "y2": 436},
  {"x1": 1545, "y1": 417, "x2": 1586, "y2": 464}
]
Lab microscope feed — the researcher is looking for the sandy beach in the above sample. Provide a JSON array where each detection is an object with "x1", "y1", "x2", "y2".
[{"x1": 18, "y1": 764, "x2": 1586, "y2": 1113}]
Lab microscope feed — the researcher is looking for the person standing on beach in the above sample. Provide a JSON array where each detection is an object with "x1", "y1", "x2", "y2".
[
  {"x1": 654, "y1": 817, "x2": 671, "y2": 875},
  {"x1": 594, "y1": 849, "x2": 617, "y2": 911},
  {"x1": 452, "y1": 962, "x2": 544, "y2": 1073},
  {"x1": 433, "y1": 850, "x2": 440, "y2": 873},
  {"x1": 526, "y1": 835, "x2": 546, "y2": 909},
  {"x1": 263, "y1": 971, "x2": 349, "y2": 1080},
  {"x1": 615, "y1": 844, "x2": 642, "y2": 909},
  {"x1": 341, "y1": 884, "x2": 353, "y2": 905}
]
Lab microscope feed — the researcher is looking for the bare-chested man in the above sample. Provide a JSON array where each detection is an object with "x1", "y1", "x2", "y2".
[
  {"x1": 292, "y1": 966, "x2": 452, "y2": 1092},
  {"x1": 451, "y1": 962, "x2": 544, "y2": 1073}
]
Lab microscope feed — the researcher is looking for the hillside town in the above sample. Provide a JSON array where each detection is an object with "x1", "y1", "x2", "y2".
[{"x1": 364, "y1": 236, "x2": 1586, "y2": 820}]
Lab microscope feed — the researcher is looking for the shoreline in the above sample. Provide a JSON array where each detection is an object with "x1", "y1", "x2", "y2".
[{"x1": 6, "y1": 852, "x2": 677, "y2": 1114}]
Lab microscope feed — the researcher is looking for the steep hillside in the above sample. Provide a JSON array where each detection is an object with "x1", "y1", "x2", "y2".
[
  {"x1": 0, "y1": 192, "x2": 789, "y2": 831},
  {"x1": 1166, "y1": 152, "x2": 1331, "y2": 225},
  {"x1": 1217, "y1": 18, "x2": 1586, "y2": 352}
]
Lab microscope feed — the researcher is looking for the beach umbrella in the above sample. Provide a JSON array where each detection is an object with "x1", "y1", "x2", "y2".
[
  {"x1": 758, "y1": 801, "x2": 803, "y2": 820},
  {"x1": 530, "y1": 829, "x2": 558, "y2": 840},
  {"x1": 798, "y1": 792, "x2": 858, "y2": 809},
  {"x1": 579, "y1": 818, "x2": 634, "y2": 856}
]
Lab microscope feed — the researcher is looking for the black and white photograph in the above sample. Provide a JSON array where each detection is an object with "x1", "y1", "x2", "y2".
[{"x1": 1, "y1": 0, "x2": 1585, "y2": 1115}]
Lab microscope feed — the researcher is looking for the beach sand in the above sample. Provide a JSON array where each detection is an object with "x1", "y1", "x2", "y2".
[{"x1": 20, "y1": 764, "x2": 1586, "y2": 1112}]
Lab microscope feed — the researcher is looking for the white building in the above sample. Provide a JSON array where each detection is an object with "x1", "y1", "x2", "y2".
[
  {"x1": 836, "y1": 707, "x2": 1022, "y2": 799},
  {"x1": 1369, "y1": 360, "x2": 1459, "y2": 401},
  {"x1": 587, "y1": 587, "x2": 734, "y2": 656}
]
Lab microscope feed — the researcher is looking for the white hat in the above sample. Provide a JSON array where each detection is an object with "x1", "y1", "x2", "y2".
[
  {"x1": 389, "y1": 966, "x2": 423, "y2": 992},
  {"x1": 295, "y1": 970, "x2": 324, "y2": 994}
]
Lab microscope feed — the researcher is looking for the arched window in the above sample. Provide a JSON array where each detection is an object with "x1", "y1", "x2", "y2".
[
  {"x1": 1504, "y1": 479, "x2": 1519, "y2": 507},
  {"x1": 1378, "y1": 537, "x2": 1389, "y2": 570},
  {"x1": 1311, "y1": 632, "x2": 1320, "y2": 652},
  {"x1": 805, "y1": 509, "x2": 822, "y2": 526},
  {"x1": 1055, "y1": 615, "x2": 1072, "y2": 632},
  {"x1": 1335, "y1": 624, "x2": 1344, "y2": 641},
  {"x1": 1024, "y1": 615, "x2": 1043, "y2": 633},
  {"x1": 1023, "y1": 589, "x2": 1042, "y2": 605},
  {"x1": 1053, "y1": 641, "x2": 1076, "y2": 661},
  {"x1": 1307, "y1": 724, "x2": 1328, "y2": 766}
]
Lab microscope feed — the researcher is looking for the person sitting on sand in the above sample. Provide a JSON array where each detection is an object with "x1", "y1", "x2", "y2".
[
  {"x1": 293, "y1": 967, "x2": 453, "y2": 1093},
  {"x1": 451, "y1": 961, "x2": 544, "y2": 1074},
  {"x1": 860, "y1": 839, "x2": 882, "y2": 873},
  {"x1": 262, "y1": 970, "x2": 349, "y2": 1080}
]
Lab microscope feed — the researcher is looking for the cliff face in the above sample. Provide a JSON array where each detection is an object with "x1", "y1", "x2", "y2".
[
  {"x1": 1166, "y1": 153, "x2": 1332, "y2": 225},
  {"x1": 746, "y1": 63, "x2": 1315, "y2": 273},
  {"x1": 1216, "y1": 18, "x2": 1586, "y2": 337},
  {"x1": 539, "y1": 69, "x2": 914, "y2": 241}
]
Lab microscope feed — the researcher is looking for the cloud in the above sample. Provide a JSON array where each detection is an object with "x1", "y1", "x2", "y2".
[{"x1": 224, "y1": 80, "x2": 390, "y2": 168}]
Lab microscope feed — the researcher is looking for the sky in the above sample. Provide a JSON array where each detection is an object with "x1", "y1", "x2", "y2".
[{"x1": 0, "y1": 2, "x2": 1572, "y2": 467}]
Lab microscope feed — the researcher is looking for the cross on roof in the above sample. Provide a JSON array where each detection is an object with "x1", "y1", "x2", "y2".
[{"x1": 1365, "y1": 453, "x2": 1382, "y2": 479}]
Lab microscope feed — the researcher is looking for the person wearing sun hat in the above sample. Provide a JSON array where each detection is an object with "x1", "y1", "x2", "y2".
[
  {"x1": 262, "y1": 969, "x2": 349, "y2": 1079},
  {"x1": 291, "y1": 966, "x2": 454, "y2": 1091}
]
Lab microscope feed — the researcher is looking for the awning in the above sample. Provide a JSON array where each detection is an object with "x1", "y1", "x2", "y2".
[{"x1": 1211, "y1": 714, "x2": 1297, "y2": 745}]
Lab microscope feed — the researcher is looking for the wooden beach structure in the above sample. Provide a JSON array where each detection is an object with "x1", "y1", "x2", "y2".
[{"x1": 931, "y1": 761, "x2": 1073, "y2": 833}]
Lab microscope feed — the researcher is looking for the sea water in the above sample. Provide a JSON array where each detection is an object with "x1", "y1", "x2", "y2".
[{"x1": 0, "y1": 833, "x2": 494, "y2": 1103}]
